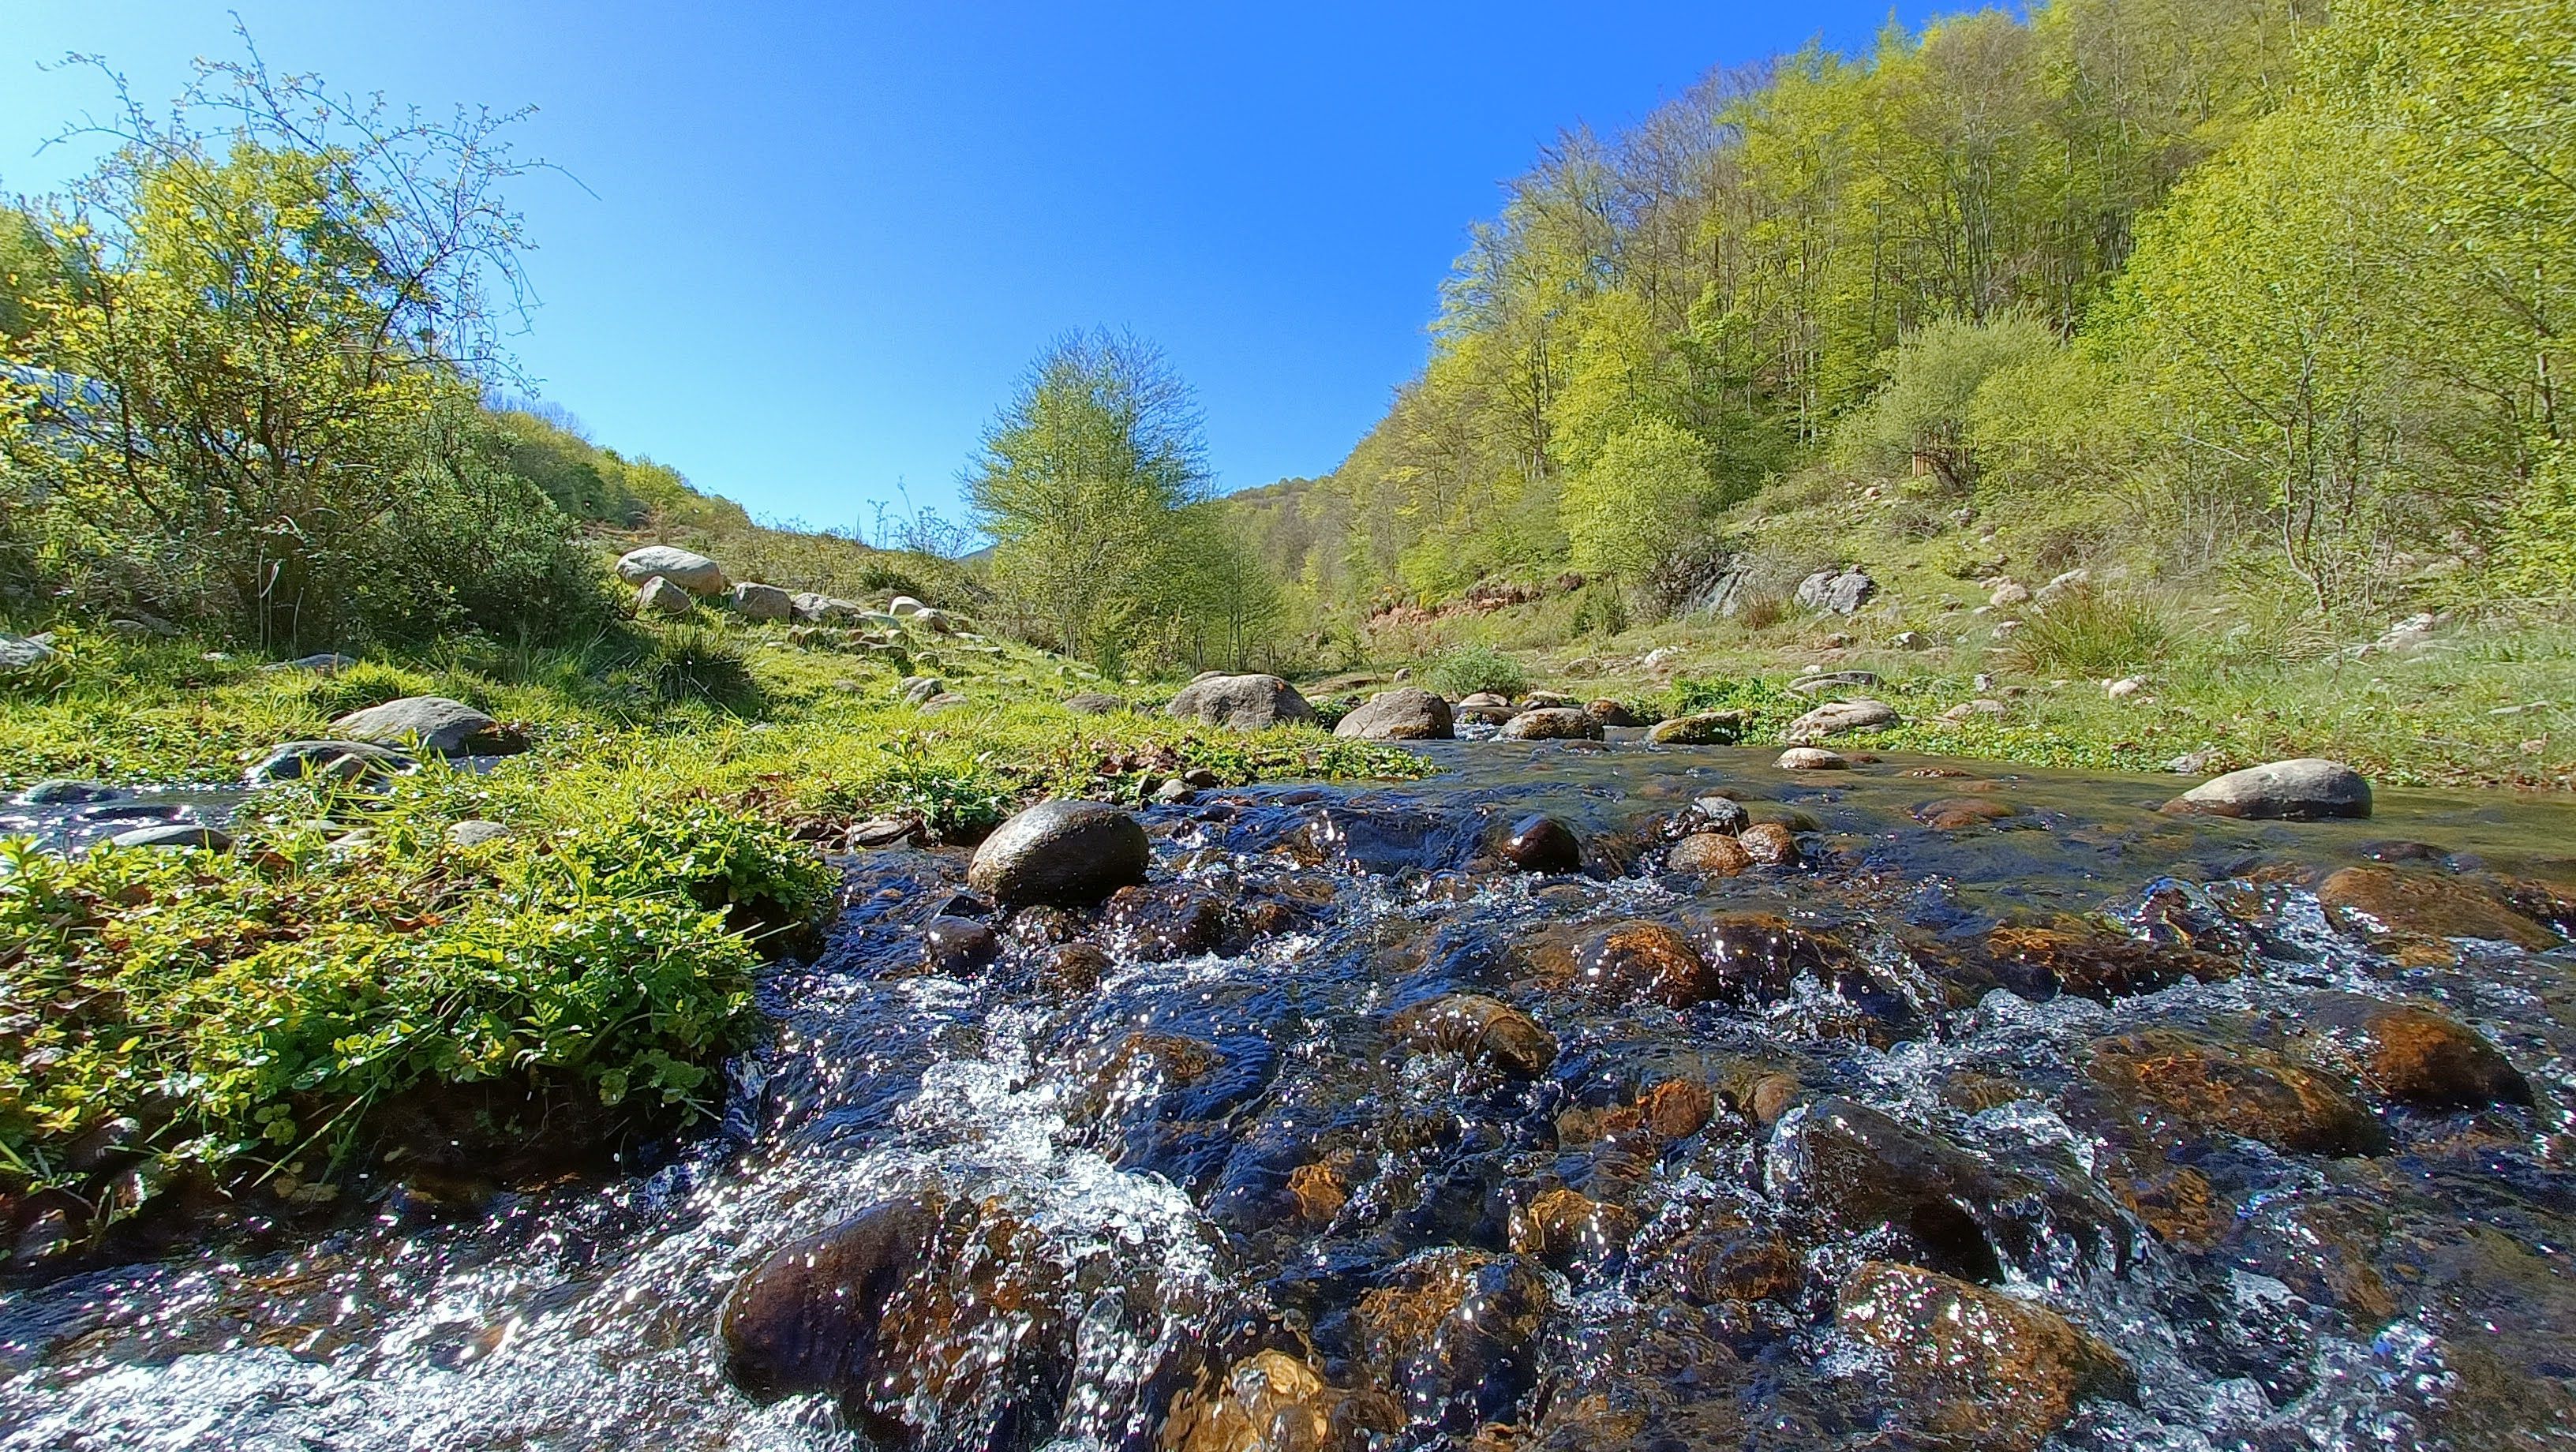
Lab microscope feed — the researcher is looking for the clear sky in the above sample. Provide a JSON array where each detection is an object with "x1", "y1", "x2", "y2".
[{"x1": 1, "y1": 2, "x2": 1916, "y2": 533}]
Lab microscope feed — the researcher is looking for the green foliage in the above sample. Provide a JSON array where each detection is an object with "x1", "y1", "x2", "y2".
[
  {"x1": 0, "y1": 791, "x2": 827, "y2": 1207},
  {"x1": 848, "y1": 737, "x2": 1015, "y2": 838},
  {"x1": 1670, "y1": 676, "x2": 1810, "y2": 736},
  {"x1": 2002, "y1": 586, "x2": 2171, "y2": 677},
  {"x1": 1834, "y1": 311, "x2": 2066, "y2": 488},
  {"x1": 1562, "y1": 418, "x2": 1720, "y2": 583},
  {"x1": 1425, "y1": 644, "x2": 1530, "y2": 698},
  {"x1": 642, "y1": 626, "x2": 762, "y2": 713}
]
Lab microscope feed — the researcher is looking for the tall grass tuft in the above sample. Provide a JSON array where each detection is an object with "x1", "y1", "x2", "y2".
[
  {"x1": 647, "y1": 627, "x2": 763, "y2": 713},
  {"x1": 2003, "y1": 586, "x2": 2169, "y2": 677},
  {"x1": 1425, "y1": 643, "x2": 1530, "y2": 699}
]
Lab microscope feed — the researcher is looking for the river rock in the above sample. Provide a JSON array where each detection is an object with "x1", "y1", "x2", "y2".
[
  {"x1": 967, "y1": 799, "x2": 1151, "y2": 908},
  {"x1": 1835, "y1": 1262, "x2": 2132, "y2": 1452},
  {"x1": 1915, "y1": 797, "x2": 2018, "y2": 831},
  {"x1": 1498, "y1": 707, "x2": 1601, "y2": 741},
  {"x1": 1668, "y1": 833, "x2": 1752, "y2": 876},
  {"x1": 1795, "y1": 568, "x2": 1878, "y2": 615},
  {"x1": 1990, "y1": 581, "x2": 2031, "y2": 607},
  {"x1": 2170, "y1": 758, "x2": 2370, "y2": 820},
  {"x1": 1388, "y1": 993, "x2": 1558, "y2": 1077},
  {"x1": 20, "y1": 779, "x2": 118, "y2": 805},
  {"x1": 1775, "y1": 747, "x2": 1848, "y2": 771},
  {"x1": 1784, "y1": 698, "x2": 1898, "y2": 742},
  {"x1": 1738, "y1": 822, "x2": 1799, "y2": 865},
  {"x1": 245, "y1": 739, "x2": 417, "y2": 787},
  {"x1": 1333, "y1": 687, "x2": 1454, "y2": 741},
  {"x1": 1584, "y1": 698, "x2": 1641, "y2": 728},
  {"x1": 2317, "y1": 865, "x2": 2556, "y2": 949},
  {"x1": 1498, "y1": 814, "x2": 1582, "y2": 874},
  {"x1": 1690, "y1": 795, "x2": 1750, "y2": 833},
  {"x1": 616, "y1": 545, "x2": 728, "y2": 594},
  {"x1": 1768, "y1": 1097, "x2": 2009, "y2": 1282},
  {"x1": 636, "y1": 575, "x2": 695, "y2": 616},
  {"x1": 1355, "y1": 1248, "x2": 1552, "y2": 1435},
  {"x1": 1159, "y1": 1350, "x2": 1393, "y2": 1452},
  {"x1": 1508, "y1": 1188, "x2": 1638, "y2": 1273},
  {"x1": 1570, "y1": 922, "x2": 1715, "y2": 1008},
  {"x1": 1646, "y1": 711, "x2": 1741, "y2": 745},
  {"x1": 921, "y1": 915, "x2": 1002, "y2": 975},
  {"x1": 1167, "y1": 674, "x2": 1318, "y2": 732},
  {"x1": 329, "y1": 696, "x2": 522, "y2": 757},
  {"x1": 2087, "y1": 1030, "x2": 2384, "y2": 1157},
  {"x1": 731, "y1": 582, "x2": 795, "y2": 620},
  {"x1": 102, "y1": 823, "x2": 233, "y2": 852},
  {"x1": 2305, "y1": 996, "x2": 2533, "y2": 1109}
]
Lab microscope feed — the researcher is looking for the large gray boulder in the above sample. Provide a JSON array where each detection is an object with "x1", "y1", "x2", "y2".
[
  {"x1": 732, "y1": 582, "x2": 795, "y2": 621},
  {"x1": 246, "y1": 739, "x2": 416, "y2": 787},
  {"x1": 1166, "y1": 674, "x2": 1317, "y2": 732},
  {"x1": 637, "y1": 576, "x2": 695, "y2": 616},
  {"x1": 1499, "y1": 707, "x2": 1602, "y2": 741},
  {"x1": 967, "y1": 799, "x2": 1151, "y2": 907},
  {"x1": 1062, "y1": 692, "x2": 1131, "y2": 715},
  {"x1": 1334, "y1": 687, "x2": 1454, "y2": 741},
  {"x1": 328, "y1": 696, "x2": 523, "y2": 757},
  {"x1": 616, "y1": 545, "x2": 728, "y2": 594},
  {"x1": 789, "y1": 591, "x2": 865, "y2": 623},
  {"x1": 2172, "y1": 758, "x2": 2372, "y2": 820},
  {"x1": 1785, "y1": 698, "x2": 1899, "y2": 742},
  {"x1": 1795, "y1": 568, "x2": 1878, "y2": 616}
]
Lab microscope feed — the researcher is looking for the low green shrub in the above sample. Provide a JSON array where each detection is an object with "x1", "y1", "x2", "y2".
[
  {"x1": 642, "y1": 626, "x2": 763, "y2": 713},
  {"x1": 1426, "y1": 643, "x2": 1530, "y2": 699},
  {"x1": 1671, "y1": 675, "x2": 1810, "y2": 735}
]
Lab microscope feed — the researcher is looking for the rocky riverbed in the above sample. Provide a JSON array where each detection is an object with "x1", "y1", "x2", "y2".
[{"x1": 2, "y1": 739, "x2": 2571, "y2": 1450}]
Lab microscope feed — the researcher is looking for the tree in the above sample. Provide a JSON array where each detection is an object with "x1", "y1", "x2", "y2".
[
  {"x1": 0, "y1": 43, "x2": 571, "y2": 649},
  {"x1": 1559, "y1": 417, "x2": 1717, "y2": 586},
  {"x1": 1833, "y1": 309, "x2": 2063, "y2": 488},
  {"x1": 965, "y1": 330, "x2": 1211, "y2": 664}
]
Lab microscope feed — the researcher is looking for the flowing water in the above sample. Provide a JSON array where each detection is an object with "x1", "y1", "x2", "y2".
[{"x1": 3, "y1": 741, "x2": 2574, "y2": 1450}]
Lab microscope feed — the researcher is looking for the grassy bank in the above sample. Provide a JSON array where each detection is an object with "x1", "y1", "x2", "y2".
[{"x1": 0, "y1": 609, "x2": 1426, "y2": 1260}]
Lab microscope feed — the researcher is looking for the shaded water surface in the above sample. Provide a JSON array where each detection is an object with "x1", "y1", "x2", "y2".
[{"x1": 4, "y1": 743, "x2": 2574, "y2": 1450}]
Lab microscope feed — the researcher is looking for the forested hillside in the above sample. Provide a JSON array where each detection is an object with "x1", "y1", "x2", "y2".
[{"x1": 1238, "y1": 0, "x2": 2573, "y2": 653}]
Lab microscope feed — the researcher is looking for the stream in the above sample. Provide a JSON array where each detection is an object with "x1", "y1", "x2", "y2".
[{"x1": 2, "y1": 739, "x2": 2571, "y2": 1450}]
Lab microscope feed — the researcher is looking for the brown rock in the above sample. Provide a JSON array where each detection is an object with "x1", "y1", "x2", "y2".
[
  {"x1": 1836, "y1": 1262, "x2": 2133, "y2": 1452},
  {"x1": 921, "y1": 915, "x2": 1001, "y2": 975},
  {"x1": 2318, "y1": 866, "x2": 2558, "y2": 950},
  {"x1": 1039, "y1": 941, "x2": 1112, "y2": 994},
  {"x1": 1573, "y1": 922, "x2": 1714, "y2": 1008},
  {"x1": 1158, "y1": 1349, "x2": 1395, "y2": 1452},
  {"x1": 2309, "y1": 998, "x2": 2533, "y2": 1109},
  {"x1": 1285, "y1": 1162, "x2": 1349, "y2": 1223},
  {"x1": 1983, "y1": 926, "x2": 2237, "y2": 1003},
  {"x1": 1356, "y1": 1248, "x2": 1552, "y2": 1434},
  {"x1": 1667, "y1": 833, "x2": 1752, "y2": 876},
  {"x1": 1389, "y1": 994, "x2": 1559, "y2": 1078},
  {"x1": 2087, "y1": 1030, "x2": 2386, "y2": 1157},
  {"x1": 1672, "y1": 1226, "x2": 1803, "y2": 1305},
  {"x1": 1638, "y1": 1078, "x2": 1715, "y2": 1140},
  {"x1": 1500, "y1": 707, "x2": 1603, "y2": 741},
  {"x1": 1497, "y1": 814, "x2": 1583, "y2": 874},
  {"x1": 1736, "y1": 822, "x2": 1800, "y2": 866},
  {"x1": 1508, "y1": 1188, "x2": 1640, "y2": 1270},
  {"x1": 1915, "y1": 797, "x2": 2018, "y2": 831},
  {"x1": 1584, "y1": 698, "x2": 1640, "y2": 728}
]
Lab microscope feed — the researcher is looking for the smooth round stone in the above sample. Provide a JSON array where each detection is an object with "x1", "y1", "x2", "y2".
[
  {"x1": 21, "y1": 779, "x2": 118, "y2": 806},
  {"x1": 966, "y1": 799, "x2": 1151, "y2": 907},
  {"x1": 100, "y1": 823, "x2": 234, "y2": 853}
]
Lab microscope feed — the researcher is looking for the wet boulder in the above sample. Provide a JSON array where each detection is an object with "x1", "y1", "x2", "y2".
[
  {"x1": 2305, "y1": 996, "x2": 2533, "y2": 1110},
  {"x1": 1355, "y1": 1248, "x2": 1553, "y2": 1435},
  {"x1": 1773, "y1": 747, "x2": 1847, "y2": 771},
  {"x1": 1645, "y1": 711, "x2": 1742, "y2": 745},
  {"x1": 2317, "y1": 865, "x2": 2557, "y2": 949},
  {"x1": 2170, "y1": 758, "x2": 2370, "y2": 820},
  {"x1": 967, "y1": 799, "x2": 1151, "y2": 907},
  {"x1": 1583, "y1": 698, "x2": 1641, "y2": 728},
  {"x1": 1765, "y1": 1097, "x2": 2007, "y2": 1282},
  {"x1": 1106, "y1": 884, "x2": 1234, "y2": 960},
  {"x1": 1835, "y1": 1262, "x2": 2133, "y2": 1452},
  {"x1": 1496, "y1": 814, "x2": 1582, "y2": 874},
  {"x1": 1332, "y1": 687, "x2": 1454, "y2": 741},
  {"x1": 1784, "y1": 698, "x2": 1897, "y2": 742},
  {"x1": 1455, "y1": 692, "x2": 1514, "y2": 724},
  {"x1": 920, "y1": 915, "x2": 1001, "y2": 975},
  {"x1": 1498, "y1": 707, "x2": 1601, "y2": 742},
  {"x1": 616, "y1": 544, "x2": 728, "y2": 594},
  {"x1": 328, "y1": 696, "x2": 524, "y2": 758},
  {"x1": 1977, "y1": 925, "x2": 2237, "y2": 1004},
  {"x1": 2086, "y1": 1030, "x2": 2386, "y2": 1157},
  {"x1": 1159, "y1": 1349, "x2": 1395, "y2": 1452},
  {"x1": 1735, "y1": 822, "x2": 1800, "y2": 865},
  {"x1": 720, "y1": 1198, "x2": 938, "y2": 1404},
  {"x1": 1168, "y1": 674, "x2": 1318, "y2": 732},
  {"x1": 1507, "y1": 1187, "x2": 1639, "y2": 1274},
  {"x1": 1688, "y1": 795, "x2": 1750, "y2": 833},
  {"x1": 1667, "y1": 833, "x2": 1751, "y2": 877},
  {"x1": 1572, "y1": 922, "x2": 1716, "y2": 1009},
  {"x1": 1388, "y1": 994, "x2": 1558, "y2": 1078},
  {"x1": 1672, "y1": 1226, "x2": 1803, "y2": 1306}
]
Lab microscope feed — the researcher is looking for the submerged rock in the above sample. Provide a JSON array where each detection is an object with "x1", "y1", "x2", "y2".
[
  {"x1": 2318, "y1": 865, "x2": 2557, "y2": 949},
  {"x1": 1836, "y1": 1262, "x2": 2132, "y2": 1452},
  {"x1": 328, "y1": 696, "x2": 522, "y2": 757},
  {"x1": 1668, "y1": 833, "x2": 1752, "y2": 876},
  {"x1": 1573, "y1": 922, "x2": 1716, "y2": 1009},
  {"x1": 2305, "y1": 996, "x2": 2533, "y2": 1109},
  {"x1": 1508, "y1": 1188, "x2": 1639, "y2": 1273},
  {"x1": 2087, "y1": 1030, "x2": 2385, "y2": 1157},
  {"x1": 1159, "y1": 1350, "x2": 1393, "y2": 1452},
  {"x1": 1332, "y1": 687, "x2": 1454, "y2": 741},
  {"x1": 2170, "y1": 758, "x2": 2370, "y2": 820},
  {"x1": 1915, "y1": 796, "x2": 2018, "y2": 831},
  {"x1": 921, "y1": 915, "x2": 1002, "y2": 975},
  {"x1": 1356, "y1": 1248, "x2": 1552, "y2": 1435},
  {"x1": 967, "y1": 799, "x2": 1151, "y2": 907},
  {"x1": 1168, "y1": 674, "x2": 1318, "y2": 731},
  {"x1": 1388, "y1": 993, "x2": 1558, "y2": 1078}
]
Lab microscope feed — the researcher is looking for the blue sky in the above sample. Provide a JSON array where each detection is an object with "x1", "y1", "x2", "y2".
[{"x1": 2, "y1": 2, "x2": 1917, "y2": 533}]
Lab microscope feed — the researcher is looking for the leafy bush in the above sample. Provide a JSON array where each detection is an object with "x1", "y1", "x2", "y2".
[
  {"x1": 0, "y1": 795, "x2": 829, "y2": 1229},
  {"x1": 2004, "y1": 586, "x2": 2170, "y2": 677},
  {"x1": 1671, "y1": 676, "x2": 1809, "y2": 735},
  {"x1": 852, "y1": 737, "x2": 1013, "y2": 839},
  {"x1": 1425, "y1": 644, "x2": 1529, "y2": 699}
]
